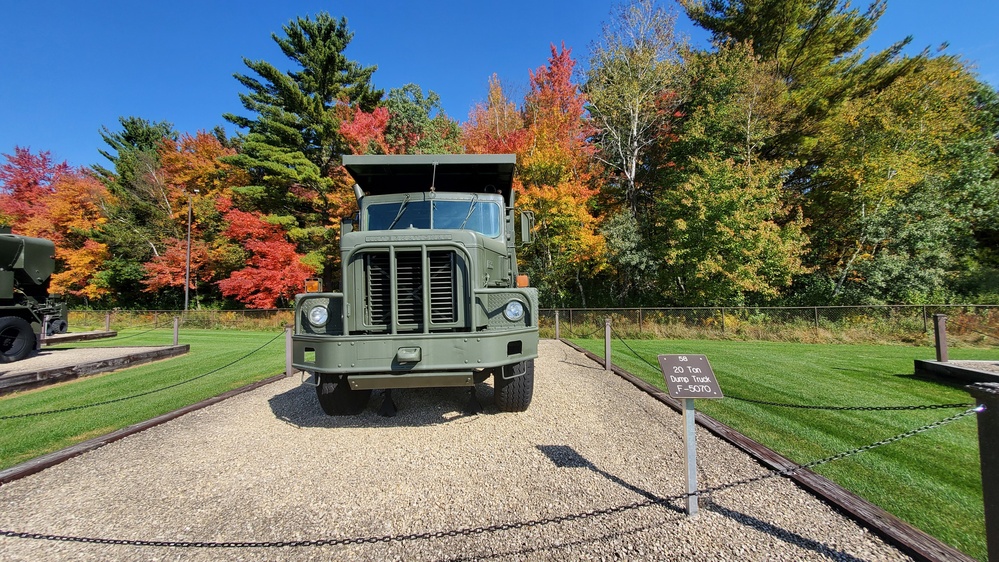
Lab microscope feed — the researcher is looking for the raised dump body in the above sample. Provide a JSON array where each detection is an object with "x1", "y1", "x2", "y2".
[{"x1": 292, "y1": 154, "x2": 538, "y2": 414}]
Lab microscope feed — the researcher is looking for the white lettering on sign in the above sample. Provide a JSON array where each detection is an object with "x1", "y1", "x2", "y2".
[{"x1": 657, "y1": 354, "x2": 724, "y2": 399}]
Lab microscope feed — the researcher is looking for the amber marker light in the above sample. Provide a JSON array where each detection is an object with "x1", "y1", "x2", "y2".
[
  {"x1": 305, "y1": 278, "x2": 322, "y2": 292},
  {"x1": 516, "y1": 274, "x2": 530, "y2": 288}
]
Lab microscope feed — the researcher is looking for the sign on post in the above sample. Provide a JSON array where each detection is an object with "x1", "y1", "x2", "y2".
[{"x1": 658, "y1": 354, "x2": 723, "y2": 517}]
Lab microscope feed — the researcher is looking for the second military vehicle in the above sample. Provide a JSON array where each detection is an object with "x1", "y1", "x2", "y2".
[
  {"x1": 292, "y1": 154, "x2": 539, "y2": 415},
  {"x1": 0, "y1": 228, "x2": 69, "y2": 362}
]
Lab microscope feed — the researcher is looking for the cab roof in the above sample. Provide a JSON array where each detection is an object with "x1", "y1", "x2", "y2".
[{"x1": 343, "y1": 154, "x2": 516, "y2": 204}]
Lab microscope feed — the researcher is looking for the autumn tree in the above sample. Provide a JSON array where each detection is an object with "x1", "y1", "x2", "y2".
[
  {"x1": 654, "y1": 42, "x2": 810, "y2": 305},
  {"x1": 804, "y1": 56, "x2": 998, "y2": 302},
  {"x1": 0, "y1": 148, "x2": 110, "y2": 301},
  {"x1": 585, "y1": 0, "x2": 686, "y2": 220},
  {"x1": 224, "y1": 12, "x2": 383, "y2": 289},
  {"x1": 0, "y1": 147, "x2": 69, "y2": 226},
  {"x1": 463, "y1": 74, "x2": 530, "y2": 155},
  {"x1": 517, "y1": 44, "x2": 606, "y2": 307},
  {"x1": 140, "y1": 131, "x2": 251, "y2": 307},
  {"x1": 215, "y1": 198, "x2": 317, "y2": 308}
]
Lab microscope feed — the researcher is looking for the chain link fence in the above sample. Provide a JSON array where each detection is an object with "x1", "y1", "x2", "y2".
[
  {"x1": 67, "y1": 309, "x2": 294, "y2": 332},
  {"x1": 541, "y1": 305, "x2": 999, "y2": 346}
]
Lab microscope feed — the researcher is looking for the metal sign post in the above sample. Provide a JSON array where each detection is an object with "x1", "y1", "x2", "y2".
[{"x1": 658, "y1": 354, "x2": 724, "y2": 516}]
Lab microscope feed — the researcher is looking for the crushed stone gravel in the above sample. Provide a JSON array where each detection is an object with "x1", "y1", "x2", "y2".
[{"x1": 0, "y1": 340, "x2": 913, "y2": 561}]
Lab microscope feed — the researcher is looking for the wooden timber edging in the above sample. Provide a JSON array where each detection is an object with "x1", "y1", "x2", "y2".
[
  {"x1": 560, "y1": 339, "x2": 976, "y2": 562},
  {"x1": 0, "y1": 346, "x2": 191, "y2": 396},
  {"x1": 0, "y1": 373, "x2": 288, "y2": 486},
  {"x1": 41, "y1": 330, "x2": 118, "y2": 346}
]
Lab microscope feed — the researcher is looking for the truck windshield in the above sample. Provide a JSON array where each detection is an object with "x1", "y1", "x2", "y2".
[{"x1": 366, "y1": 199, "x2": 502, "y2": 237}]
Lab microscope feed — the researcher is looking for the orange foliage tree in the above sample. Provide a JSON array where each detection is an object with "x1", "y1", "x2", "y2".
[{"x1": 516, "y1": 45, "x2": 606, "y2": 307}]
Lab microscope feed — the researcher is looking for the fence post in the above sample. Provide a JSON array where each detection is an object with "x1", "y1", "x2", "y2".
[
  {"x1": 105, "y1": 312, "x2": 111, "y2": 332},
  {"x1": 922, "y1": 305, "x2": 928, "y2": 332},
  {"x1": 285, "y1": 327, "x2": 294, "y2": 376},
  {"x1": 933, "y1": 314, "x2": 948, "y2": 362},
  {"x1": 969, "y1": 383, "x2": 999, "y2": 562},
  {"x1": 604, "y1": 317, "x2": 611, "y2": 371},
  {"x1": 638, "y1": 308, "x2": 643, "y2": 335},
  {"x1": 721, "y1": 307, "x2": 726, "y2": 334},
  {"x1": 814, "y1": 307, "x2": 819, "y2": 331},
  {"x1": 173, "y1": 317, "x2": 179, "y2": 346},
  {"x1": 554, "y1": 310, "x2": 560, "y2": 340}
]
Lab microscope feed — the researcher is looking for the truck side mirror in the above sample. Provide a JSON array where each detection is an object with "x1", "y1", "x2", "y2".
[
  {"x1": 341, "y1": 217, "x2": 354, "y2": 235},
  {"x1": 519, "y1": 211, "x2": 535, "y2": 245}
]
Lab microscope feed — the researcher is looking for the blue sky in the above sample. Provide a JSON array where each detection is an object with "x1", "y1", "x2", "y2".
[{"x1": 2, "y1": 0, "x2": 997, "y2": 169}]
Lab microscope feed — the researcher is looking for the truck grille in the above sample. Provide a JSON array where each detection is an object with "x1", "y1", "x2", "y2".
[{"x1": 363, "y1": 250, "x2": 459, "y2": 332}]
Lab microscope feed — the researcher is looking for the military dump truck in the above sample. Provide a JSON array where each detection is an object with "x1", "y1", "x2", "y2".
[
  {"x1": 0, "y1": 228, "x2": 69, "y2": 362},
  {"x1": 292, "y1": 154, "x2": 539, "y2": 415}
]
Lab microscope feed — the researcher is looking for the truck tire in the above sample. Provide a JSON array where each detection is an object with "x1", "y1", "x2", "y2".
[
  {"x1": 316, "y1": 374, "x2": 372, "y2": 416},
  {"x1": 0, "y1": 317, "x2": 35, "y2": 363},
  {"x1": 494, "y1": 359, "x2": 534, "y2": 412}
]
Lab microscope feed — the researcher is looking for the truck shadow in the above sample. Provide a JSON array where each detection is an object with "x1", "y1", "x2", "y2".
[{"x1": 267, "y1": 382, "x2": 498, "y2": 428}]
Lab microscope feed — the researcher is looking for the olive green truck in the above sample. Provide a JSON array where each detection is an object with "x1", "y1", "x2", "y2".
[
  {"x1": 292, "y1": 154, "x2": 539, "y2": 415},
  {"x1": 0, "y1": 228, "x2": 69, "y2": 362}
]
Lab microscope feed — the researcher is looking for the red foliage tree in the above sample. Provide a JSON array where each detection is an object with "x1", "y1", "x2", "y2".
[
  {"x1": 0, "y1": 147, "x2": 70, "y2": 226},
  {"x1": 214, "y1": 198, "x2": 317, "y2": 308}
]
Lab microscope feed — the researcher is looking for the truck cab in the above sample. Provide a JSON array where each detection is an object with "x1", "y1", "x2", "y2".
[{"x1": 292, "y1": 154, "x2": 539, "y2": 415}]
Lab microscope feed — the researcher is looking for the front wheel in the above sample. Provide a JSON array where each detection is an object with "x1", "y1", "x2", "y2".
[
  {"x1": 494, "y1": 359, "x2": 534, "y2": 412},
  {"x1": 0, "y1": 316, "x2": 36, "y2": 363},
  {"x1": 316, "y1": 374, "x2": 372, "y2": 416}
]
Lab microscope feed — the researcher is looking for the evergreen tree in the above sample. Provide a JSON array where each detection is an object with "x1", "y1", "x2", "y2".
[{"x1": 224, "y1": 12, "x2": 384, "y2": 287}]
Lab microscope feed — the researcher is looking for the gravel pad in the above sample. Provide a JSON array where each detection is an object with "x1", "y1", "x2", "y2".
[{"x1": 0, "y1": 340, "x2": 911, "y2": 561}]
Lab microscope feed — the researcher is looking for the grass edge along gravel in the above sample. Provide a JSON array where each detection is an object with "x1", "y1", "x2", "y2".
[
  {"x1": 0, "y1": 329, "x2": 286, "y2": 472},
  {"x1": 571, "y1": 337, "x2": 988, "y2": 562}
]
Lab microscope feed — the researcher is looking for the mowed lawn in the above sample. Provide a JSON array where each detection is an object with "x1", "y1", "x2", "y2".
[
  {"x1": 0, "y1": 329, "x2": 287, "y2": 472},
  {"x1": 571, "y1": 337, "x2": 989, "y2": 561}
]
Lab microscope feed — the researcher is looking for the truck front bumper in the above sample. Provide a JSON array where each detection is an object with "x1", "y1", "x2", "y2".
[{"x1": 292, "y1": 328, "x2": 539, "y2": 390}]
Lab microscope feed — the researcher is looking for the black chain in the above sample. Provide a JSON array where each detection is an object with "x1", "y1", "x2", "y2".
[
  {"x1": 610, "y1": 328, "x2": 974, "y2": 412},
  {"x1": 0, "y1": 406, "x2": 980, "y2": 550},
  {"x1": 0, "y1": 331, "x2": 284, "y2": 420}
]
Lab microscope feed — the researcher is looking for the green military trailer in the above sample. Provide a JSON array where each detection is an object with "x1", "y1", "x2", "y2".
[
  {"x1": 0, "y1": 228, "x2": 69, "y2": 362},
  {"x1": 292, "y1": 154, "x2": 539, "y2": 415}
]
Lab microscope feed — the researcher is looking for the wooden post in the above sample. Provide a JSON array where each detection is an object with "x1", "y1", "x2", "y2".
[
  {"x1": 285, "y1": 327, "x2": 294, "y2": 376},
  {"x1": 105, "y1": 312, "x2": 111, "y2": 332},
  {"x1": 969, "y1": 383, "x2": 999, "y2": 562},
  {"x1": 173, "y1": 317, "x2": 180, "y2": 346},
  {"x1": 604, "y1": 318, "x2": 611, "y2": 371},
  {"x1": 554, "y1": 310, "x2": 560, "y2": 340},
  {"x1": 933, "y1": 314, "x2": 948, "y2": 362}
]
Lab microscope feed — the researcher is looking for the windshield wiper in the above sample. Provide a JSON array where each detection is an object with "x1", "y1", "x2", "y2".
[
  {"x1": 458, "y1": 195, "x2": 478, "y2": 230},
  {"x1": 387, "y1": 194, "x2": 411, "y2": 230}
]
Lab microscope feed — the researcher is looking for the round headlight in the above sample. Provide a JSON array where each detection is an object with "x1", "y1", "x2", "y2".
[
  {"x1": 503, "y1": 300, "x2": 525, "y2": 322},
  {"x1": 308, "y1": 305, "x2": 329, "y2": 326}
]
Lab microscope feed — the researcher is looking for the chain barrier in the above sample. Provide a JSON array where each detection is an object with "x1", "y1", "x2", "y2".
[
  {"x1": 0, "y1": 405, "x2": 981, "y2": 549},
  {"x1": 101, "y1": 323, "x2": 165, "y2": 342},
  {"x1": 0, "y1": 331, "x2": 284, "y2": 421},
  {"x1": 609, "y1": 327, "x2": 974, "y2": 412}
]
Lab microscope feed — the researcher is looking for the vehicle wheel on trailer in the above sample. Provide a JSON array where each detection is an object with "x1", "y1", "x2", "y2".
[
  {"x1": 0, "y1": 317, "x2": 35, "y2": 363},
  {"x1": 494, "y1": 359, "x2": 534, "y2": 412},
  {"x1": 316, "y1": 374, "x2": 372, "y2": 416}
]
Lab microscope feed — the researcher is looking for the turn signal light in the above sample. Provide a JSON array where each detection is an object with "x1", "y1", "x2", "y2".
[
  {"x1": 305, "y1": 278, "x2": 322, "y2": 292},
  {"x1": 516, "y1": 274, "x2": 530, "y2": 288}
]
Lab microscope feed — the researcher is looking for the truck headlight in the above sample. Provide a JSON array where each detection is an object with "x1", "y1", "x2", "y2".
[
  {"x1": 503, "y1": 300, "x2": 525, "y2": 322},
  {"x1": 308, "y1": 305, "x2": 329, "y2": 326}
]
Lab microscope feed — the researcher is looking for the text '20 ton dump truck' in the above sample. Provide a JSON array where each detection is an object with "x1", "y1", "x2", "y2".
[
  {"x1": 292, "y1": 154, "x2": 539, "y2": 415},
  {"x1": 0, "y1": 228, "x2": 69, "y2": 362}
]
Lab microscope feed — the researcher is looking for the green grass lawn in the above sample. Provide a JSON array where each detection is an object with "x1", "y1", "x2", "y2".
[
  {"x1": 0, "y1": 329, "x2": 286, "y2": 472},
  {"x1": 571, "y1": 337, "x2": 989, "y2": 561}
]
